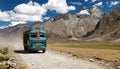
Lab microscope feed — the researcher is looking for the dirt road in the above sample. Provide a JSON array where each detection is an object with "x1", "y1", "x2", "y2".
[{"x1": 14, "y1": 42, "x2": 109, "y2": 69}]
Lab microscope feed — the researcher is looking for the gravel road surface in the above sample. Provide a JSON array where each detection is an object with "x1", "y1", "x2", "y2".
[{"x1": 14, "y1": 42, "x2": 109, "y2": 69}]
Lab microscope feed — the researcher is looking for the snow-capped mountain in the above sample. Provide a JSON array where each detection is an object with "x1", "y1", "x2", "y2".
[
  {"x1": 77, "y1": 7, "x2": 90, "y2": 16},
  {"x1": 90, "y1": 6, "x2": 104, "y2": 18},
  {"x1": 32, "y1": 7, "x2": 104, "y2": 39},
  {"x1": 91, "y1": 6, "x2": 120, "y2": 41},
  {"x1": 0, "y1": 6, "x2": 105, "y2": 40},
  {"x1": 76, "y1": 6, "x2": 104, "y2": 19}
]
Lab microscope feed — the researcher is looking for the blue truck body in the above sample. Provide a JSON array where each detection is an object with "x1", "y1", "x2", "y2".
[{"x1": 23, "y1": 27, "x2": 47, "y2": 53}]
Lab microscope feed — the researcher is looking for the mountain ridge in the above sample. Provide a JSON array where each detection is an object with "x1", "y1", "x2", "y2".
[
  {"x1": 1, "y1": 6, "x2": 119, "y2": 41},
  {"x1": 33, "y1": 6, "x2": 104, "y2": 39},
  {"x1": 89, "y1": 6, "x2": 120, "y2": 41}
]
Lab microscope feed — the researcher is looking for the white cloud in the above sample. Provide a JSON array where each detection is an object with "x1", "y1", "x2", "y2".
[
  {"x1": 11, "y1": 12, "x2": 43, "y2": 21},
  {"x1": 109, "y1": 1, "x2": 120, "y2": 7},
  {"x1": 0, "y1": 10, "x2": 10, "y2": 21},
  {"x1": 43, "y1": 17, "x2": 50, "y2": 20},
  {"x1": 70, "y1": 2, "x2": 82, "y2": 5},
  {"x1": 9, "y1": 21, "x2": 26, "y2": 26},
  {"x1": 0, "y1": 26, "x2": 8, "y2": 29},
  {"x1": 94, "y1": 2, "x2": 103, "y2": 6},
  {"x1": 84, "y1": 0, "x2": 88, "y2": 2},
  {"x1": 0, "y1": 21, "x2": 26, "y2": 29},
  {"x1": 0, "y1": 1, "x2": 45, "y2": 22},
  {"x1": 14, "y1": 1, "x2": 47, "y2": 15},
  {"x1": 0, "y1": 0, "x2": 76, "y2": 22},
  {"x1": 43, "y1": 0, "x2": 76, "y2": 14},
  {"x1": 91, "y1": 0, "x2": 97, "y2": 3},
  {"x1": 13, "y1": 1, "x2": 45, "y2": 21},
  {"x1": 0, "y1": 0, "x2": 76, "y2": 29}
]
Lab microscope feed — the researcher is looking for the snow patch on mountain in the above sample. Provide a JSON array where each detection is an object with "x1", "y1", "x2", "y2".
[{"x1": 77, "y1": 9, "x2": 90, "y2": 15}]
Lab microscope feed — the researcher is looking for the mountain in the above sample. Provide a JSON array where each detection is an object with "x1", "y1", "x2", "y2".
[
  {"x1": 0, "y1": 6, "x2": 104, "y2": 40},
  {"x1": 76, "y1": 6, "x2": 90, "y2": 16},
  {"x1": 33, "y1": 6, "x2": 104, "y2": 39},
  {"x1": 0, "y1": 24, "x2": 32, "y2": 38},
  {"x1": 90, "y1": 6, "x2": 104, "y2": 19},
  {"x1": 89, "y1": 6, "x2": 120, "y2": 41}
]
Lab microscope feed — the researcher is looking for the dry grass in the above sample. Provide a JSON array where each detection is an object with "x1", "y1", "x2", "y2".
[{"x1": 47, "y1": 40, "x2": 120, "y2": 66}]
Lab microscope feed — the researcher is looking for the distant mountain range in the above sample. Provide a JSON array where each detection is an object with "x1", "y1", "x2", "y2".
[
  {"x1": 33, "y1": 6, "x2": 104, "y2": 39},
  {"x1": 0, "y1": 24, "x2": 32, "y2": 37},
  {"x1": 0, "y1": 6, "x2": 120, "y2": 41},
  {"x1": 89, "y1": 6, "x2": 120, "y2": 41}
]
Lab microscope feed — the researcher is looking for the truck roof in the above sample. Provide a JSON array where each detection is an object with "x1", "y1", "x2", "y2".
[
  {"x1": 30, "y1": 27, "x2": 46, "y2": 32},
  {"x1": 24, "y1": 27, "x2": 46, "y2": 34}
]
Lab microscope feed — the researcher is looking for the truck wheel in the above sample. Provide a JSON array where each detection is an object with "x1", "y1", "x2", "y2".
[
  {"x1": 42, "y1": 49, "x2": 46, "y2": 53},
  {"x1": 24, "y1": 41, "x2": 29, "y2": 52},
  {"x1": 24, "y1": 46, "x2": 28, "y2": 51}
]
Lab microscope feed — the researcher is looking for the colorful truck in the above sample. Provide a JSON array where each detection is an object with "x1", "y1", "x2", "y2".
[{"x1": 23, "y1": 27, "x2": 47, "y2": 53}]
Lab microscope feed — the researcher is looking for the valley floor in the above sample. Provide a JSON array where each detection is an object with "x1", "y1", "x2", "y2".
[
  {"x1": 0, "y1": 38, "x2": 119, "y2": 69},
  {"x1": 48, "y1": 40, "x2": 120, "y2": 69},
  {"x1": 14, "y1": 41, "x2": 109, "y2": 69}
]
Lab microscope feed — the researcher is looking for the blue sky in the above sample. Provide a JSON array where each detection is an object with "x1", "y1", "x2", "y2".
[{"x1": 0, "y1": 0, "x2": 120, "y2": 29}]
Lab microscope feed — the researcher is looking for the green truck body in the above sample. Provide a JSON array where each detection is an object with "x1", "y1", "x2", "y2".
[{"x1": 23, "y1": 27, "x2": 47, "y2": 53}]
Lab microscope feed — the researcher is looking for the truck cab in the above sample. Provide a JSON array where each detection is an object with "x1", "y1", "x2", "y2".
[{"x1": 23, "y1": 27, "x2": 47, "y2": 53}]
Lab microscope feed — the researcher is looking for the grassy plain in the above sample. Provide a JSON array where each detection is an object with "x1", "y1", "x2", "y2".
[{"x1": 47, "y1": 40, "x2": 120, "y2": 66}]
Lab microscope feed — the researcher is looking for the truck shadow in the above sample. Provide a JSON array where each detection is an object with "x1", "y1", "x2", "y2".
[{"x1": 14, "y1": 50, "x2": 44, "y2": 54}]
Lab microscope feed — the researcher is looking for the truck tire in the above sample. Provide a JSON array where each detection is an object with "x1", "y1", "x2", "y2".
[
  {"x1": 24, "y1": 40, "x2": 29, "y2": 52},
  {"x1": 42, "y1": 49, "x2": 46, "y2": 53},
  {"x1": 24, "y1": 46, "x2": 28, "y2": 51}
]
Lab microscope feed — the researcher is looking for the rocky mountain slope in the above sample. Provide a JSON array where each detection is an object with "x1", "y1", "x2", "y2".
[
  {"x1": 0, "y1": 6, "x2": 105, "y2": 39},
  {"x1": 33, "y1": 6, "x2": 104, "y2": 39},
  {"x1": 90, "y1": 6, "x2": 120, "y2": 41},
  {"x1": 0, "y1": 24, "x2": 32, "y2": 37}
]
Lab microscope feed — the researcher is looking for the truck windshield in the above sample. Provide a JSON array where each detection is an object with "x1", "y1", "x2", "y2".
[
  {"x1": 31, "y1": 34, "x2": 37, "y2": 38},
  {"x1": 40, "y1": 35, "x2": 45, "y2": 38}
]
